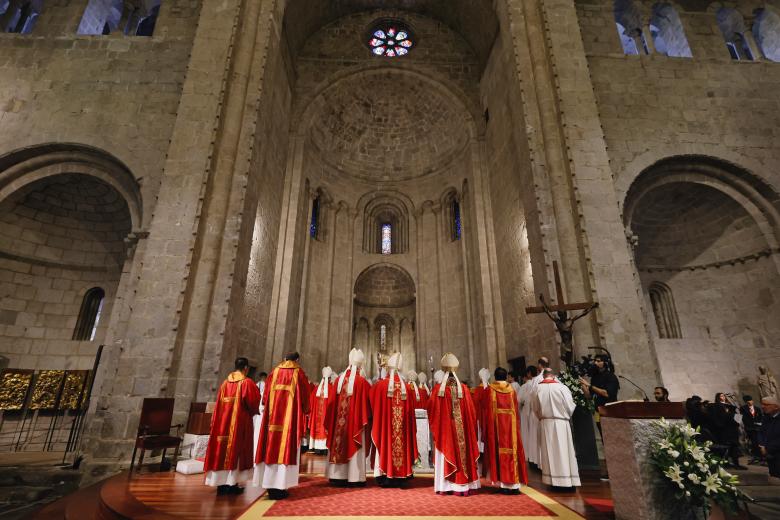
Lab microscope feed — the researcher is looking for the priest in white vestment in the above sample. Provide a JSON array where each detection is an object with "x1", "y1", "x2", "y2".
[
  {"x1": 524, "y1": 357, "x2": 549, "y2": 466},
  {"x1": 532, "y1": 368, "x2": 580, "y2": 488},
  {"x1": 253, "y1": 372, "x2": 267, "y2": 458},
  {"x1": 517, "y1": 366, "x2": 538, "y2": 467}
]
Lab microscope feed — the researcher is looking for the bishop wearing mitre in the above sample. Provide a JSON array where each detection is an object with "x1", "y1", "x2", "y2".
[
  {"x1": 532, "y1": 368, "x2": 580, "y2": 488},
  {"x1": 204, "y1": 357, "x2": 262, "y2": 495},
  {"x1": 308, "y1": 366, "x2": 332, "y2": 453},
  {"x1": 370, "y1": 352, "x2": 418, "y2": 487},
  {"x1": 254, "y1": 352, "x2": 311, "y2": 500},
  {"x1": 407, "y1": 370, "x2": 425, "y2": 409},
  {"x1": 482, "y1": 367, "x2": 528, "y2": 493},
  {"x1": 417, "y1": 372, "x2": 431, "y2": 407},
  {"x1": 325, "y1": 348, "x2": 371, "y2": 486},
  {"x1": 428, "y1": 353, "x2": 481, "y2": 495}
]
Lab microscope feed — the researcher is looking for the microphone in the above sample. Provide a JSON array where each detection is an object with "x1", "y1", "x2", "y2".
[{"x1": 618, "y1": 375, "x2": 650, "y2": 402}]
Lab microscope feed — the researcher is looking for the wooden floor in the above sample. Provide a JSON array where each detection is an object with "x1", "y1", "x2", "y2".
[{"x1": 33, "y1": 453, "x2": 614, "y2": 520}]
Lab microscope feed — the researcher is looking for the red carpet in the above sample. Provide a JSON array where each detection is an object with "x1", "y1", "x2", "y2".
[{"x1": 263, "y1": 476, "x2": 557, "y2": 517}]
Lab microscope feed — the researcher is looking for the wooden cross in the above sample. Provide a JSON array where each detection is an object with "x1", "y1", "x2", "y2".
[{"x1": 525, "y1": 261, "x2": 598, "y2": 366}]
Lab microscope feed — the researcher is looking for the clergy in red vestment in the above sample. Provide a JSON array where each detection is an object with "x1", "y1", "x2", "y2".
[
  {"x1": 370, "y1": 351, "x2": 418, "y2": 487},
  {"x1": 428, "y1": 353, "x2": 481, "y2": 495},
  {"x1": 483, "y1": 367, "x2": 529, "y2": 493},
  {"x1": 204, "y1": 357, "x2": 262, "y2": 495},
  {"x1": 473, "y1": 367, "x2": 491, "y2": 459},
  {"x1": 308, "y1": 366, "x2": 332, "y2": 452},
  {"x1": 325, "y1": 348, "x2": 371, "y2": 486},
  {"x1": 407, "y1": 370, "x2": 425, "y2": 409},
  {"x1": 417, "y1": 372, "x2": 431, "y2": 407},
  {"x1": 253, "y1": 352, "x2": 311, "y2": 500}
]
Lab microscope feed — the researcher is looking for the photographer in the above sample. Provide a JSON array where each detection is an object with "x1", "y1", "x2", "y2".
[{"x1": 579, "y1": 354, "x2": 619, "y2": 439}]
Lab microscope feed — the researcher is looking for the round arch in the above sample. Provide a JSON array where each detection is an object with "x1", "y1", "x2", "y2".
[{"x1": 0, "y1": 143, "x2": 143, "y2": 232}]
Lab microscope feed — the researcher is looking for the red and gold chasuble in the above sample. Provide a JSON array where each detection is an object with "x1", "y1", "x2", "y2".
[
  {"x1": 325, "y1": 368, "x2": 371, "y2": 464},
  {"x1": 308, "y1": 382, "x2": 330, "y2": 443},
  {"x1": 204, "y1": 372, "x2": 261, "y2": 472},
  {"x1": 255, "y1": 361, "x2": 311, "y2": 465},
  {"x1": 370, "y1": 375, "x2": 418, "y2": 478},
  {"x1": 428, "y1": 379, "x2": 480, "y2": 484},
  {"x1": 483, "y1": 382, "x2": 528, "y2": 485}
]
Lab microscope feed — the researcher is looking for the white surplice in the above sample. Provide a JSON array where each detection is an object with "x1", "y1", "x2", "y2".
[
  {"x1": 252, "y1": 447, "x2": 300, "y2": 490},
  {"x1": 516, "y1": 380, "x2": 537, "y2": 466},
  {"x1": 522, "y1": 373, "x2": 543, "y2": 465},
  {"x1": 325, "y1": 430, "x2": 367, "y2": 482},
  {"x1": 532, "y1": 379, "x2": 580, "y2": 487}
]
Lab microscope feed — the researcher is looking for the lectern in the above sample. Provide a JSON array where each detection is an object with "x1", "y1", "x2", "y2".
[{"x1": 600, "y1": 401, "x2": 687, "y2": 520}]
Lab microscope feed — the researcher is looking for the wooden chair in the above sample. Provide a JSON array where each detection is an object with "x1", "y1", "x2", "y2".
[{"x1": 130, "y1": 398, "x2": 183, "y2": 471}]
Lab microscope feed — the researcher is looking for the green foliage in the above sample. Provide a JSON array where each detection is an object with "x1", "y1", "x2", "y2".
[
  {"x1": 558, "y1": 369, "x2": 595, "y2": 413},
  {"x1": 650, "y1": 419, "x2": 744, "y2": 517}
]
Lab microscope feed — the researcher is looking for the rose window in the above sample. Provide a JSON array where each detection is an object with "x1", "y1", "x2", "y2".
[{"x1": 368, "y1": 22, "x2": 414, "y2": 57}]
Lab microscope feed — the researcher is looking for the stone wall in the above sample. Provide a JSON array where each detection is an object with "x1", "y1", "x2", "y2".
[{"x1": 576, "y1": 0, "x2": 780, "y2": 398}]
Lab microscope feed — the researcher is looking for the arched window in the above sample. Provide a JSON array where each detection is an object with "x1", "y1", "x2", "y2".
[
  {"x1": 3, "y1": 0, "x2": 42, "y2": 34},
  {"x1": 134, "y1": 3, "x2": 159, "y2": 37},
  {"x1": 754, "y1": 7, "x2": 780, "y2": 62},
  {"x1": 381, "y1": 223, "x2": 392, "y2": 255},
  {"x1": 614, "y1": 0, "x2": 649, "y2": 55},
  {"x1": 717, "y1": 8, "x2": 755, "y2": 61},
  {"x1": 451, "y1": 199, "x2": 462, "y2": 241},
  {"x1": 649, "y1": 4, "x2": 692, "y2": 58},
  {"x1": 77, "y1": 0, "x2": 123, "y2": 35},
  {"x1": 73, "y1": 287, "x2": 105, "y2": 341},
  {"x1": 310, "y1": 195, "x2": 321, "y2": 239},
  {"x1": 379, "y1": 324, "x2": 387, "y2": 350},
  {"x1": 648, "y1": 282, "x2": 681, "y2": 339}
]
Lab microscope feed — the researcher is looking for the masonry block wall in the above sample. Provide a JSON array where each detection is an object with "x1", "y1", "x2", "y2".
[{"x1": 576, "y1": 0, "x2": 780, "y2": 398}]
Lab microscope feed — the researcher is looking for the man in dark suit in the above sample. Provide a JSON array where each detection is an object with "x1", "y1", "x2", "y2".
[
  {"x1": 759, "y1": 397, "x2": 780, "y2": 479},
  {"x1": 740, "y1": 395, "x2": 764, "y2": 464}
]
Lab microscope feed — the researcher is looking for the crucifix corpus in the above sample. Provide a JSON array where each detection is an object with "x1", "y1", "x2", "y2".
[{"x1": 525, "y1": 261, "x2": 599, "y2": 367}]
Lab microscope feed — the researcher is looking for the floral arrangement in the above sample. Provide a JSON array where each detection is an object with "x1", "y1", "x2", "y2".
[
  {"x1": 650, "y1": 418, "x2": 743, "y2": 517},
  {"x1": 557, "y1": 369, "x2": 595, "y2": 413}
]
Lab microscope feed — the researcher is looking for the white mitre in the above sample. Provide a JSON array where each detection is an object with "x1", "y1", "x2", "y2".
[
  {"x1": 338, "y1": 348, "x2": 365, "y2": 395},
  {"x1": 478, "y1": 367, "x2": 491, "y2": 388},
  {"x1": 386, "y1": 352, "x2": 407, "y2": 399},
  {"x1": 433, "y1": 369, "x2": 445, "y2": 384},
  {"x1": 439, "y1": 352, "x2": 463, "y2": 398},
  {"x1": 418, "y1": 372, "x2": 430, "y2": 392},
  {"x1": 316, "y1": 366, "x2": 332, "y2": 397}
]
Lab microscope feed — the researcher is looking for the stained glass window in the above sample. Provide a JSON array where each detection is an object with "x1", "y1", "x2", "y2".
[
  {"x1": 368, "y1": 21, "x2": 414, "y2": 58},
  {"x1": 310, "y1": 196, "x2": 320, "y2": 238},
  {"x1": 380, "y1": 324, "x2": 387, "y2": 350},
  {"x1": 452, "y1": 200, "x2": 462, "y2": 240},
  {"x1": 381, "y1": 223, "x2": 392, "y2": 254}
]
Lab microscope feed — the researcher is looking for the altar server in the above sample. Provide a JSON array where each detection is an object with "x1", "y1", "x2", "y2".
[{"x1": 532, "y1": 368, "x2": 580, "y2": 488}]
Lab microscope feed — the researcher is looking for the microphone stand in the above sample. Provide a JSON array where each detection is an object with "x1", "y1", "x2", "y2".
[{"x1": 618, "y1": 375, "x2": 650, "y2": 402}]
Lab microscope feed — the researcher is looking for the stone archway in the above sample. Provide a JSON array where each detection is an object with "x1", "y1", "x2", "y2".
[
  {"x1": 624, "y1": 156, "x2": 780, "y2": 400},
  {"x1": 352, "y1": 263, "x2": 416, "y2": 378}
]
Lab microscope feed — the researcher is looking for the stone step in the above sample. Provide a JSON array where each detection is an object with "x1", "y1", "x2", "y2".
[
  {"x1": 0, "y1": 466, "x2": 82, "y2": 488},
  {"x1": 746, "y1": 501, "x2": 780, "y2": 520},
  {"x1": 740, "y1": 485, "x2": 780, "y2": 504},
  {"x1": 732, "y1": 469, "x2": 771, "y2": 487}
]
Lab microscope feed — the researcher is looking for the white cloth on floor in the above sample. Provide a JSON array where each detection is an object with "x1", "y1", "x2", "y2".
[
  {"x1": 325, "y1": 430, "x2": 367, "y2": 482},
  {"x1": 252, "y1": 446, "x2": 301, "y2": 490},
  {"x1": 532, "y1": 379, "x2": 580, "y2": 487},
  {"x1": 205, "y1": 468, "x2": 253, "y2": 487},
  {"x1": 433, "y1": 449, "x2": 481, "y2": 492}
]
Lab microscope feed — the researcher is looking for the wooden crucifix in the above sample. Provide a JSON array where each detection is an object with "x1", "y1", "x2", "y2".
[{"x1": 525, "y1": 261, "x2": 599, "y2": 367}]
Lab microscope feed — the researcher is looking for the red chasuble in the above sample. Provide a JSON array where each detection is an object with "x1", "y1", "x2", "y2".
[
  {"x1": 472, "y1": 386, "x2": 488, "y2": 443},
  {"x1": 483, "y1": 382, "x2": 528, "y2": 486},
  {"x1": 418, "y1": 386, "x2": 430, "y2": 409},
  {"x1": 255, "y1": 361, "x2": 311, "y2": 465},
  {"x1": 428, "y1": 378, "x2": 480, "y2": 484},
  {"x1": 325, "y1": 368, "x2": 371, "y2": 464},
  {"x1": 370, "y1": 374, "x2": 418, "y2": 478},
  {"x1": 204, "y1": 371, "x2": 261, "y2": 472},
  {"x1": 308, "y1": 382, "x2": 330, "y2": 443}
]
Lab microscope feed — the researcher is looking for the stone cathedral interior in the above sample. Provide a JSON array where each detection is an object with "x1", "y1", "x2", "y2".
[{"x1": 0, "y1": 0, "x2": 779, "y2": 519}]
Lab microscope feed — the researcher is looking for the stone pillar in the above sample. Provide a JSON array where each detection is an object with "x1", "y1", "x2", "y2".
[{"x1": 508, "y1": 0, "x2": 660, "y2": 393}]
